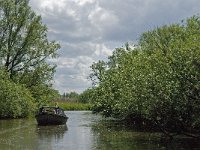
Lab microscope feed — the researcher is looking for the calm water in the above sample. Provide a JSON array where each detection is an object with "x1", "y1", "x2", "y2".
[{"x1": 0, "y1": 111, "x2": 199, "y2": 150}]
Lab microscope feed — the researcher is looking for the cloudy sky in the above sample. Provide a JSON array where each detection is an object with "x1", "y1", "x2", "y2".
[{"x1": 29, "y1": 0, "x2": 200, "y2": 94}]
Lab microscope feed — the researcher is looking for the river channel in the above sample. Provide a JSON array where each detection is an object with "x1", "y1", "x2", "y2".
[{"x1": 0, "y1": 111, "x2": 199, "y2": 150}]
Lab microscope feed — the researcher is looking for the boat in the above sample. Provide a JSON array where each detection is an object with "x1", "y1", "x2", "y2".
[{"x1": 35, "y1": 106, "x2": 68, "y2": 125}]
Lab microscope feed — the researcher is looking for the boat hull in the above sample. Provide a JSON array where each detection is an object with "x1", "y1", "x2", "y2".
[{"x1": 36, "y1": 113, "x2": 68, "y2": 125}]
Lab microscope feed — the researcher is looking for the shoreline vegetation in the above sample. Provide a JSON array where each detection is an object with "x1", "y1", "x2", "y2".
[{"x1": 86, "y1": 15, "x2": 200, "y2": 140}]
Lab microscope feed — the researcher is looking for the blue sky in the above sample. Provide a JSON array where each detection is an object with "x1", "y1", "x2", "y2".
[{"x1": 29, "y1": 0, "x2": 200, "y2": 94}]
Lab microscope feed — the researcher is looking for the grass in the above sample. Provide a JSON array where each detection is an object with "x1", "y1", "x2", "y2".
[{"x1": 50, "y1": 100, "x2": 91, "y2": 111}]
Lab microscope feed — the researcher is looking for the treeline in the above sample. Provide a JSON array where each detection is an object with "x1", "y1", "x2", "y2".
[
  {"x1": 60, "y1": 91, "x2": 91, "y2": 104},
  {"x1": 0, "y1": 0, "x2": 60, "y2": 118},
  {"x1": 86, "y1": 16, "x2": 200, "y2": 138}
]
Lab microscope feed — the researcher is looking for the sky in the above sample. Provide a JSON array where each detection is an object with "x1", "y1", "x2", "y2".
[{"x1": 29, "y1": 0, "x2": 200, "y2": 94}]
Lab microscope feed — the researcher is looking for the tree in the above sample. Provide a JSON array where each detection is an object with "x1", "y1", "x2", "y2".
[
  {"x1": 0, "y1": 0, "x2": 60, "y2": 106},
  {"x1": 79, "y1": 88, "x2": 94, "y2": 103},
  {"x1": 0, "y1": 0, "x2": 60, "y2": 85},
  {"x1": 90, "y1": 60, "x2": 106, "y2": 86}
]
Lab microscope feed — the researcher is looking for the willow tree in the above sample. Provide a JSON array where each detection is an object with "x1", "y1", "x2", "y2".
[{"x1": 0, "y1": 0, "x2": 60, "y2": 106}]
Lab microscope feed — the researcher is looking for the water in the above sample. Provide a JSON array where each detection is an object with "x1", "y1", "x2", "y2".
[{"x1": 0, "y1": 111, "x2": 199, "y2": 150}]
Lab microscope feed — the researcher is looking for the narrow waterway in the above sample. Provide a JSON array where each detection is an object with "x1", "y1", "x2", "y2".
[{"x1": 0, "y1": 111, "x2": 199, "y2": 150}]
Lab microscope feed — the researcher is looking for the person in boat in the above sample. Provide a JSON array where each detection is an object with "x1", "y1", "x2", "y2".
[
  {"x1": 39, "y1": 106, "x2": 45, "y2": 114},
  {"x1": 55, "y1": 103, "x2": 60, "y2": 114}
]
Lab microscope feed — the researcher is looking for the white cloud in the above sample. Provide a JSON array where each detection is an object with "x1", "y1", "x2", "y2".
[
  {"x1": 75, "y1": 0, "x2": 95, "y2": 6},
  {"x1": 94, "y1": 44, "x2": 112, "y2": 58},
  {"x1": 88, "y1": 4, "x2": 119, "y2": 30}
]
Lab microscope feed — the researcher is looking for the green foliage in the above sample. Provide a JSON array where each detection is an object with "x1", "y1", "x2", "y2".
[
  {"x1": 30, "y1": 84, "x2": 60, "y2": 108},
  {"x1": 79, "y1": 88, "x2": 94, "y2": 103},
  {"x1": 0, "y1": 69, "x2": 36, "y2": 118},
  {"x1": 0, "y1": 0, "x2": 60, "y2": 82},
  {"x1": 89, "y1": 15, "x2": 200, "y2": 136}
]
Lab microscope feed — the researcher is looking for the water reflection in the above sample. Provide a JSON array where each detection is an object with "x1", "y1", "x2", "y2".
[
  {"x1": 91, "y1": 119, "x2": 200, "y2": 150},
  {"x1": 36, "y1": 125, "x2": 68, "y2": 150},
  {"x1": 91, "y1": 120, "x2": 162, "y2": 150},
  {"x1": 0, "y1": 119, "x2": 38, "y2": 150},
  {"x1": 37, "y1": 125, "x2": 68, "y2": 139},
  {"x1": 63, "y1": 111, "x2": 96, "y2": 150},
  {"x1": 161, "y1": 137, "x2": 200, "y2": 150}
]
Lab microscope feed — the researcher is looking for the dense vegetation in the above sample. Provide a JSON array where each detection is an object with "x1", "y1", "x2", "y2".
[
  {"x1": 0, "y1": 0, "x2": 60, "y2": 118},
  {"x1": 88, "y1": 16, "x2": 200, "y2": 138}
]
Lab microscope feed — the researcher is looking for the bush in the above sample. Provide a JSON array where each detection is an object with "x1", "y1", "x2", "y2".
[
  {"x1": 89, "y1": 15, "x2": 200, "y2": 137},
  {"x1": 0, "y1": 70, "x2": 36, "y2": 118}
]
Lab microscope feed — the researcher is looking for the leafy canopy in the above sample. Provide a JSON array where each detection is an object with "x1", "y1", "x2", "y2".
[{"x1": 88, "y1": 15, "x2": 200, "y2": 136}]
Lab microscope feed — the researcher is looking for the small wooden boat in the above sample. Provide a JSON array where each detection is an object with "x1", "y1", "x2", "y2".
[{"x1": 35, "y1": 106, "x2": 68, "y2": 125}]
